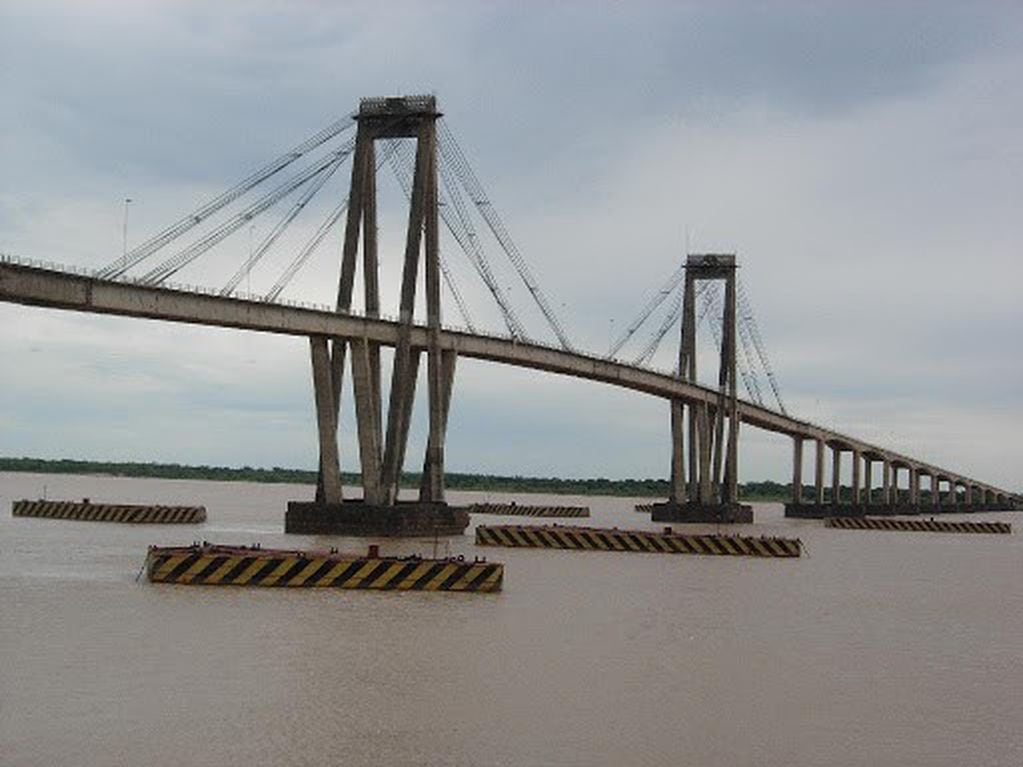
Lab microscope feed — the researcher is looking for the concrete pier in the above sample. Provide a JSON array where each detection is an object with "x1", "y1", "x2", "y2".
[
  {"x1": 292, "y1": 96, "x2": 464, "y2": 537},
  {"x1": 665, "y1": 255, "x2": 747, "y2": 522},
  {"x1": 785, "y1": 496, "x2": 1017, "y2": 518}
]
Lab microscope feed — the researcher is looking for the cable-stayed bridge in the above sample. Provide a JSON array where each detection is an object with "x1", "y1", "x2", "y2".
[{"x1": 1, "y1": 95, "x2": 1016, "y2": 534}]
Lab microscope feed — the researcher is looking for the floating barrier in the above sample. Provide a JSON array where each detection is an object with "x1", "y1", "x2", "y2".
[
  {"x1": 476, "y1": 524, "x2": 801, "y2": 558},
  {"x1": 469, "y1": 502, "x2": 589, "y2": 518},
  {"x1": 825, "y1": 517, "x2": 1011, "y2": 534},
  {"x1": 13, "y1": 499, "x2": 205, "y2": 524},
  {"x1": 145, "y1": 543, "x2": 503, "y2": 592}
]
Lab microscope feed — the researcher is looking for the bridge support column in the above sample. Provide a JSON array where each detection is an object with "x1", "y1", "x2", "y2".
[
  {"x1": 815, "y1": 439, "x2": 825, "y2": 506},
  {"x1": 669, "y1": 399, "x2": 687, "y2": 505},
  {"x1": 852, "y1": 449, "x2": 862, "y2": 507},
  {"x1": 381, "y1": 349, "x2": 420, "y2": 503},
  {"x1": 309, "y1": 336, "x2": 343, "y2": 506},
  {"x1": 420, "y1": 121, "x2": 448, "y2": 504},
  {"x1": 864, "y1": 458, "x2": 873, "y2": 507},
  {"x1": 352, "y1": 138, "x2": 385, "y2": 506},
  {"x1": 831, "y1": 446, "x2": 842, "y2": 507},
  {"x1": 910, "y1": 468, "x2": 920, "y2": 510},
  {"x1": 350, "y1": 337, "x2": 384, "y2": 504},
  {"x1": 791, "y1": 437, "x2": 804, "y2": 505},
  {"x1": 420, "y1": 350, "x2": 456, "y2": 503},
  {"x1": 696, "y1": 404, "x2": 714, "y2": 504},
  {"x1": 881, "y1": 460, "x2": 892, "y2": 507}
]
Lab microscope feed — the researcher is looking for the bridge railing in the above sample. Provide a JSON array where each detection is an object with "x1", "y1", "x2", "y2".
[
  {"x1": 0, "y1": 250, "x2": 737, "y2": 381},
  {"x1": 0, "y1": 251, "x2": 841, "y2": 387},
  {"x1": 1, "y1": 251, "x2": 601, "y2": 355}
]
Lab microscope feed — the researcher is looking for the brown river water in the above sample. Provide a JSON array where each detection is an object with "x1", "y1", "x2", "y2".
[{"x1": 1, "y1": 471, "x2": 1020, "y2": 766}]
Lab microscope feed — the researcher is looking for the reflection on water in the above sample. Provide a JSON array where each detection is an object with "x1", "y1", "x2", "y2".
[{"x1": 1, "y1": 472, "x2": 1021, "y2": 766}]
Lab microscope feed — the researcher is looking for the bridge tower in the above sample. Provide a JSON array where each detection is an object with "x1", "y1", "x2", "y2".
[
  {"x1": 287, "y1": 95, "x2": 468, "y2": 536},
  {"x1": 653, "y1": 254, "x2": 753, "y2": 523}
]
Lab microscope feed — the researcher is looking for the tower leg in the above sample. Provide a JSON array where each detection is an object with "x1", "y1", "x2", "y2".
[
  {"x1": 310, "y1": 336, "x2": 343, "y2": 506},
  {"x1": 669, "y1": 400, "x2": 686, "y2": 505},
  {"x1": 421, "y1": 350, "x2": 456, "y2": 502},
  {"x1": 421, "y1": 123, "x2": 447, "y2": 504},
  {"x1": 831, "y1": 446, "x2": 842, "y2": 506},
  {"x1": 815, "y1": 439, "x2": 825, "y2": 506},
  {"x1": 791, "y1": 437, "x2": 804, "y2": 505},
  {"x1": 350, "y1": 337, "x2": 383, "y2": 505},
  {"x1": 881, "y1": 461, "x2": 891, "y2": 507},
  {"x1": 852, "y1": 449, "x2": 862, "y2": 507}
]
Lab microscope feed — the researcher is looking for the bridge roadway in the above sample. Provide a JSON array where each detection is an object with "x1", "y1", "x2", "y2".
[{"x1": 0, "y1": 260, "x2": 1017, "y2": 502}]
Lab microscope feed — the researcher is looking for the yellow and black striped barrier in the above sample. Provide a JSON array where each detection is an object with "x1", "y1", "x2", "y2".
[
  {"x1": 469, "y1": 503, "x2": 589, "y2": 518},
  {"x1": 13, "y1": 499, "x2": 206, "y2": 524},
  {"x1": 145, "y1": 544, "x2": 503, "y2": 592},
  {"x1": 634, "y1": 504, "x2": 655, "y2": 513},
  {"x1": 476, "y1": 524, "x2": 801, "y2": 558},
  {"x1": 825, "y1": 517, "x2": 1011, "y2": 534}
]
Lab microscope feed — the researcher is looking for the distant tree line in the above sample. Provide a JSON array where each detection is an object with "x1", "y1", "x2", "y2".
[{"x1": 6, "y1": 456, "x2": 993, "y2": 501}]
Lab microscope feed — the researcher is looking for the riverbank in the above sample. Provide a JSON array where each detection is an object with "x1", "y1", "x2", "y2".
[{"x1": 0, "y1": 456, "x2": 795, "y2": 501}]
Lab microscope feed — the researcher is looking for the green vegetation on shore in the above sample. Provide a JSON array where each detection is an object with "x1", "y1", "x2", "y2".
[{"x1": 0, "y1": 456, "x2": 801, "y2": 500}]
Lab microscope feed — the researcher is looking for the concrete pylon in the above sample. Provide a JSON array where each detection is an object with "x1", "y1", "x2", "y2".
[
  {"x1": 309, "y1": 335, "x2": 343, "y2": 505},
  {"x1": 831, "y1": 445, "x2": 842, "y2": 506},
  {"x1": 656, "y1": 254, "x2": 751, "y2": 524},
  {"x1": 815, "y1": 438, "x2": 826, "y2": 506},
  {"x1": 851, "y1": 449, "x2": 862, "y2": 507},
  {"x1": 791, "y1": 436, "x2": 804, "y2": 505},
  {"x1": 291, "y1": 96, "x2": 468, "y2": 536}
]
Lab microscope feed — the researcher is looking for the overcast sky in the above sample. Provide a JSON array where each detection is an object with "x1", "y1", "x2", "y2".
[{"x1": 1, "y1": 1, "x2": 1021, "y2": 490}]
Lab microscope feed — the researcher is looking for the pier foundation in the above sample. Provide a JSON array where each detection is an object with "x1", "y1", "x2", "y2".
[
  {"x1": 651, "y1": 501, "x2": 753, "y2": 524},
  {"x1": 285, "y1": 500, "x2": 469, "y2": 537}
]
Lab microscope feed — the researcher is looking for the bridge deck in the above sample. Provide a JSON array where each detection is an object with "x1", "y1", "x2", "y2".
[{"x1": 0, "y1": 260, "x2": 1015, "y2": 500}]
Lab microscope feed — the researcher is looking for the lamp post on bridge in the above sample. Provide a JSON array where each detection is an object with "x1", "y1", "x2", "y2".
[{"x1": 122, "y1": 197, "x2": 133, "y2": 258}]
